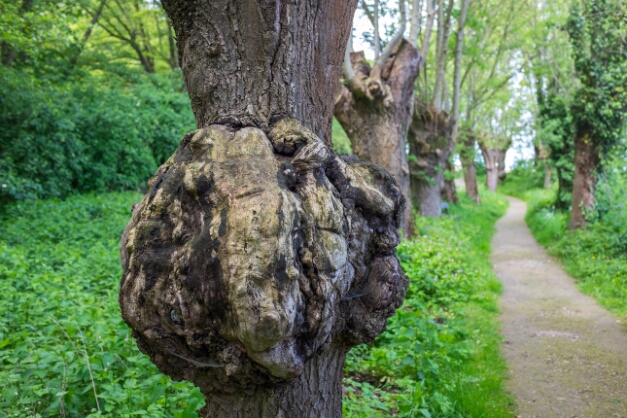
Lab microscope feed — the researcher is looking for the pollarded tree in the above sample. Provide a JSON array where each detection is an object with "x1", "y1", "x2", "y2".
[
  {"x1": 118, "y1": 1, "x2": 408, "y2": 417},
  {"x1": 408, "y1": 0, "x2": 457, "y2": 217},
  {"x1": 334, "y1": 0, "x2": 421, "y2": 235},
  {"x1": 566, "y1": 0, "x2": 627, "y2": 229}
]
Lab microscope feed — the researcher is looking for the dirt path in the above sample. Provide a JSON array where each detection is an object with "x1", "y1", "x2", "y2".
[{"x1": 492, "y1": 197, "x2": 627, "y2": 418}]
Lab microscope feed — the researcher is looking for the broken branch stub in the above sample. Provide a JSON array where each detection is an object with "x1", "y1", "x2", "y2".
[{"x1": 119, "y1": 119, "x2": 408, "y2": 395}]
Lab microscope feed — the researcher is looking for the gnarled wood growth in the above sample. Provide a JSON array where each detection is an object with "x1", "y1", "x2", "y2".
[
  {"x1": 119, "y1": 1, "x2": 408, "y2": 417},
  {"x1": 408, "y1": 102, "x2": 455, "y2": 217},
  {"x1": 334, "y1": 41, "x2": 420, "y2": 235}
]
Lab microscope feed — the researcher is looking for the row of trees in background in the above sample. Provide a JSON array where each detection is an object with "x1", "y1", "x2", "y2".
[
  {"x1": 1, "y1": 0, "x2": 625, "y2": 223},
  {"x1": 336, "y1": 0, "x2": 627, "y2": 233}
]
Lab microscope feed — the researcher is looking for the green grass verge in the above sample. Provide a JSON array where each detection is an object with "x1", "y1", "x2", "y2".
[
  {"x1": 343, "y1": 191, "x2": 514, "y2": 417},
  {"x1": 510, "y1": 188, "x2": 627, "y2": 319},
  {"x1": 0, "y1": 190, "x2": 513, "y2": 417}
]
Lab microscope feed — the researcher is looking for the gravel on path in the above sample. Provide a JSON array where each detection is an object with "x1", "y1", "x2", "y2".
[{"x1": 493, "y1": 197, "x2": 627, "y2": 418}]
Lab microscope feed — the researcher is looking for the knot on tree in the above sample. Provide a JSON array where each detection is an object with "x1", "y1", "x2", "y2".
[{"x1": 119, "y1": 119, "x2": 408, "y2": 395}]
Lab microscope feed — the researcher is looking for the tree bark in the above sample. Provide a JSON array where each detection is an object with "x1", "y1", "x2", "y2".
[
  {"x1": 120, "y1": 2, "x2": 409, "y2": 417},
  {"x1": 497, "y1": 146, "x2": 508, "y2": 182},
  {"x1": 408, "y1": 101, "x2": 455, "y2": 216},
  {"x1": 460, "y1": 131, "x2": 480, "y2": 204},
  {"x1": 478, "y1": 139, "x2": 498, "y2": 192},
  {"x1": 544, "y1": 163, "x2": 552, "y2": 189},
  {"x1": 569, "y1": 125, "x2": 598, "y2": 229},
  {"x1": 334, "y1": 40, "x2": 420, "y2": 235},
  {"x1": 441, "y1": 159, "x2": 458, "y2": 204},
  {"x1": 164, "y1": 0, "x2": 355, "y2": 143}
]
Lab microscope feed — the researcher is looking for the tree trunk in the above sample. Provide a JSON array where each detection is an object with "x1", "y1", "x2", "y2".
[
  {"x1": 570, "y1": 126, "x2": 598, "y2": 229},
  {"x1": 441, "y1": 159, "x2": 458, "y2": 204},
  {"x1": 544, "y1": 163, "x2": 552, "y2": 189},
  {"x1": 497, "y1": 148, "x2": 508, "y2": 182},
  {"x1": 407, "y1": 101, "x2": 455, "y2": 216},
  {"x1": 460, "y1": 132, "x2": 481, "y2": 204},
  {"x1": 478, "y1": 141, "x2": 498, "y2": 192},
  {"x1": 200, "y1": 344, "x2": 347, "y2": 418},
  {"x1": 120, "y1": 1, "x2": 409, "y2": 417},
  {"x1": 334, "y1": 40, "x2": 420, "y2": 235}
]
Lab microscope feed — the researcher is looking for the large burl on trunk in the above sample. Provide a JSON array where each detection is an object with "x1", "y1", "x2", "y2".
[
  {"x1": 334, "y1": 41, "x2": 420, "y2": 236},
  {"x1": 118, "y1": 1, "x2": 408, "y2": 417},
  {"x1": 407, "y1": 102, "x2": 455, "y2": 217}
]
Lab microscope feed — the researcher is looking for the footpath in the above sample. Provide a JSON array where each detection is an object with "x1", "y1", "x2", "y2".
[{"x1": 492, "y1": 197, "x2": 627, "y2": 418}]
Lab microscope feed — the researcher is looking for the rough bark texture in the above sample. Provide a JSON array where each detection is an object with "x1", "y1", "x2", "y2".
[
  {"x1": 119, "y1": 2, "x2": 409, "y2": 417},
  {"x1": 441, "y1": 160, "x2": 458, "y2": 204},
  {"x1": 570, "y1": 126, "x2": 598, "y2": 229},
  {"x1": 163, "y1": 0, "x2": 356, "y2": 144},
  {"x1": 407, "y1": 101, "x2": 455, "y2": 217},
  {"x1": 334, "y1": 41, "x2": 420, "y2": 236},
  {"x1": 460, "y1": 132, "x2": 481, "y2": 204}
]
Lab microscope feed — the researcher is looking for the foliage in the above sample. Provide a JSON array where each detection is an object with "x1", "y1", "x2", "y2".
[
  {"x1": 535, "y1": 88, "x2": 575, "y2": 210},
  {"x1": 0, "y1": 192, "x2": 204, "y2": 417},
  {"x1": 0, "y1": 189, "x2": 512, "y2": 417},
  {"x1": 498, "y1": 159, "x2": 546, "y2": 198},
  {"x1": 0, "y1": 67, "x2": 194, "y2": 205},
  {"x1": 332, "y1": 117, "x2": 353, "y2": 154},
  {"x1": 343, "y1": 190, "x2": 513, "y2": 417},
  {"x1": 567, "y1": 0, "x2": 627, "y2": 152}
]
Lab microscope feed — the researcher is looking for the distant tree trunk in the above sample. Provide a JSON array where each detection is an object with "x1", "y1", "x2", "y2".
[
  {"x1": 71, "y1": 0, "x2": 108, "y2": 67},
  {"x1": 478, "y1": 140, "x2": 498, "y2": 192},
  {"x1": 408, "y1": 102, "x2": 454, "y2": 216},
  {"x1": 570, "y1": 125, "x2": 598, "y2": 229},
  {"x1": 119, "y1": 1, "x2": 408, "y2": 417},
  {"x1": 544, "y1": 163, "x2": 552, "y2": 189},
  {"x1": 441, "y1": 159, "x2": 458, "y2": 204},
  {"x1": 497, "y1": 146, "x2": 508, "y2": 182},
  {"x1": 335, "y1": 40, "x2": 420, "y2": 235},
  {"x1": 166, "y1": 16, "x2": 178, "y2": 70},
  {"x1": 460, "y1": 130, "x2": 481, "y2": 204}
]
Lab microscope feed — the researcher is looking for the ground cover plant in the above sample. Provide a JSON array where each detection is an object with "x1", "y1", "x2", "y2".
[
  {"x1": 0, "y1": 189, "x2": 512, "y2": 417},
  {"x1": 499, "y1": 160, "x2": 627, "y2": 318},
  {"x1": 343, "y1": 191, "x2": 514, "y2": 417},
  {"x1": 0, "y1": 192, "x2": 204, "y2": 417}
]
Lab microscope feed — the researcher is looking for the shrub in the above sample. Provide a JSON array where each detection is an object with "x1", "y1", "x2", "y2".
[{"x1": 0, "y1": 68, "x2": 195, "y2": 206}]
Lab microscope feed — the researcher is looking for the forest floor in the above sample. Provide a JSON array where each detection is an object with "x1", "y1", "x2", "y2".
[{"x1": 493, "y1": 197, "x2": 627, "y2": 418}]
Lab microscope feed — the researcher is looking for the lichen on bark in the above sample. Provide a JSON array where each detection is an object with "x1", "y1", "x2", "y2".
[{"x1": 119, "y1": 118, "x2": 407, "y2": 404}]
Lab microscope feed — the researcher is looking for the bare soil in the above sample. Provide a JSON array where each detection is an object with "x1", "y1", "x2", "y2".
[{"x1": 493, "y1": 197, "x2": 627, "y2": 418}]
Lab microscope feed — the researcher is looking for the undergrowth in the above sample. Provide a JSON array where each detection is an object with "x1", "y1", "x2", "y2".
[
  {"x1": 1, "y1": 190, "x2": 512, "y2": 417},
  {"x1": 343, "y1": 191, "x2": 514, "y2": 417},
  {"x1": 0, "y1": 192, "x2": 204, "y2": 417}
]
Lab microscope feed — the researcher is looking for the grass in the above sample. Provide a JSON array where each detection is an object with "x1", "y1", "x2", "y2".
[
  {"x1": 343, "y1": 190, "x2": 514, "y2": 417},
  {"x1": 1, "y1": 190, "x2": 513, "y2": 417}
]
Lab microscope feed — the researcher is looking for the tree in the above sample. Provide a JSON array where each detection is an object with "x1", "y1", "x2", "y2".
[
  {"x1": 566, "y1": 0, "x2": 627, "y2": 229},
  {"x1": 477, "y1": 131, "x2": 511, "y2": 191},
  {"x1": 118, "y1": 1, "x2": 408, "y2": 417},
  {"x1": 334, "y1": 0, "x2": 420, "y2": 235},
  {"x1": 457, "y1": 126, "x2": 480, "y2": 203},
  {"x1": 408, "y1": 0, "x2": 457, "y2": 217}
]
